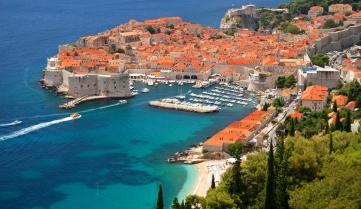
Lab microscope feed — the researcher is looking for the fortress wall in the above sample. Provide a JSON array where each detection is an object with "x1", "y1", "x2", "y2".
[
  {"x1": 68, "y1": 74, "x2": 98, "y2": 97},
  {"x1": 43, "y1": 70, "x2": 63, "y2": 87},
  {"x1": 308, "y1": 24, "x2": 361, "y2": 57},
  {"x1": 98, "y1": 74, "x2": 131, "y2": 98}
]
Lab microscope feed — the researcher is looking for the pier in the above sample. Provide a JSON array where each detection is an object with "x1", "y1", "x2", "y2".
[
  {"x1": 149, "y1": 99, "x2": 219, "y2": 113},
  {"x1": 59, "y1": 96, "x2": 107, "y2": 109}
]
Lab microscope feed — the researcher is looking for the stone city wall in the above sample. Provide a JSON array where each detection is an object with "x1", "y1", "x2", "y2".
[{"x1": 308, "y1": 24, "x2": 361, "y2": 56}]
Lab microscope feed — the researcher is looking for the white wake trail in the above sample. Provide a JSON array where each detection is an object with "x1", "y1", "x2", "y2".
[
  {"x1": 0, "y1": 117, "x2": 73, "y2": 141},
  {"x1": 0, "y1": 102, "x2": 121, "y2": 141}
]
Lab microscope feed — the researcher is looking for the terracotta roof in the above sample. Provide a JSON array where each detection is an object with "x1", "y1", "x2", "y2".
[
  {"x1": 332, "y1": 95, "x2": 348, "y2": 107},
  {"x1": 301, "y1": 85, "x2": 328, "y2": 101}
]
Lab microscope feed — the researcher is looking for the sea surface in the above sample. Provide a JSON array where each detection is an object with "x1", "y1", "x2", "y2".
[{"x1": 0, "y1": 0, "x2": 285, "y2": 208}]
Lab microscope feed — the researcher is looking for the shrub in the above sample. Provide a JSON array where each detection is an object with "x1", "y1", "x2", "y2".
[{"x1": 311, "y1": 53, "x2": 329, "y2": 67}]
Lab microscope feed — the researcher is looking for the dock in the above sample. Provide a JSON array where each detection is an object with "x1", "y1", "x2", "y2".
[
  {"x1": 149, "y1": 99, "x2": 219, "y2": 113},
  {"x1": 59, "y1": 96, "x2": 107, "y2": 109}
]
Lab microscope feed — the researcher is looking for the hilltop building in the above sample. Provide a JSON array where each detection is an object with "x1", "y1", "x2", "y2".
[
  {"x1": 308, "y1": 6, "x2": 324, "y2": 18},
  {"x1": 328, "y1": 4, "x2": 352, "y2": 14},
  {"x1": 301, "y1": 85, "x2": 328, "y2": 111},
  {"x1": 297, "y1": 66, "x2": 340, "y2": 90}
]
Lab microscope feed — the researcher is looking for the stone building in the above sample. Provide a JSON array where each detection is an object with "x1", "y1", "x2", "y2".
[
  {"x1": 328, "y1": 4, "x2": 352, "y2": 14},
  {"x1": 297, "y1": 66, "x2": 340, "y2": 90},
  {"x1": 308, "y1": 6, "x2": 324, "y2": 18},
  {"x1": 301, "y1": 85, "x2": 328, "y2": 111},
  {"x1": 43, "y1": 57, "x2": 131, "y2": 98}
]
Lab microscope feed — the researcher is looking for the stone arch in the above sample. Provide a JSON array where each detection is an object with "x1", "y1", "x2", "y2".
[
  {"x1": 191, "y1": 75, "x2": 198, "y2": 80},
  {"x1": 183, "y1": 75, "x2": 190, "y2": 79}
]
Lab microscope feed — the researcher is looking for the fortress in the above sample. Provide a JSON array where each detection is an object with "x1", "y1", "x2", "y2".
[{"x1": 42, "y1": 56, "x2": 131, "y2": 98}]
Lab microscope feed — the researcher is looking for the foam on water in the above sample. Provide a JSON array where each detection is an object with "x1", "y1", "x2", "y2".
[
  {"x1": 0, "y1": 121, "x2": 22, "y2": 127},
  {"x1": 0, "y1": 117, "x2": 73, "y2": 141},
  {"x1": 0, "y1": 102, "x2": 122, "y2": 141}
]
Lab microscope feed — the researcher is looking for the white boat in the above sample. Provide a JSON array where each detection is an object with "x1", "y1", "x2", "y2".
[
  {"x1": 175, "y1": 95, "x2": 186, "y2": 100},
  {"x1": 131, "y1": 91, "x2": 139, "y2": 96},
  {"x1": 226, "y1": 103, "x2": 233, "y2": 107},
  {"x1": 70, "y1": 113, "x2": 81, "y2": 119},
  {"x1": 118, "y1": 100, "x2": 127, "y2": 104},
  {"x1": 169, "y1": 84, "x2": 173, "y2": 87},
  {"x1": 141, "y1": 88, "x2": 150, "y2": 93},
  {"x1": 147, "y1": 80, "x2": 154, "y2": 86}
]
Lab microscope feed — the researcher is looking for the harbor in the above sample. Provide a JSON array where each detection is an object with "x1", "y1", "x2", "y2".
[{"x1": 149, "y1": 99, "x2": 220, "y2": 113}]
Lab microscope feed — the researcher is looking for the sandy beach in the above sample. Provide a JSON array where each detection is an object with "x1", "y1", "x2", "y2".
[{"x1": 190, "y1": 160, "x2": 229, "y2": 197}]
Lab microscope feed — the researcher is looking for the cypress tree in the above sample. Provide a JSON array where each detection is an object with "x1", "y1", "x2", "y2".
[
  {"x1": 335, "y1": 111, "x2": 341, "y2": 131},
  {"x1": 345, "y1": 110, "x2": 352, "y2": 132},
  {"x1": 288, "y1": 118, "x2": 295, "y2": 137},
  {"x1": 275, "y1": 138, "x2": 289, "y2": 209},
  {"x1": 265, "y1": 140, "x2": 276, "y2": 209},
  {"x1": 156, "y1": 184, "x2": 164, "y2": 209},
  {"x1": 325, "y1": 120, "x2": 329, "y2": 134},
  {"x1": 329, "y1": 134, "x2": 333, "y2": 155},
  {"x1": 171, "y1": 197, "x2": 181, "y2": 209},
  {"x1": 211, "y1": 174, "x2": 216, "y2": 189},
  {"x1": 333, "y1": 101, "x2": 338, "y2": 112},
  {"x1": 230, "y1": 158, "x2": 242, "y2": 195}
]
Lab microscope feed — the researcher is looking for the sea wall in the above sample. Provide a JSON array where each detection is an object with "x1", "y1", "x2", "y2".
[
  {"x1": 43, "y1": 70, "x2": 63, "y2": 87},
  {"x1": 308, "y1": 24, "x2": 361, "y2": 56},
  {"x1": 68, "y1": 74, "x2": 98, "y2": 97},
  {"x1": 43, "y1": 68, "x2": 131, "y2": 98}
]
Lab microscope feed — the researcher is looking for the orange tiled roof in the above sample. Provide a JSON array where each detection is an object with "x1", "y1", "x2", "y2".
[
  {"x1": 204, "y1": 111, "x2": 269, "y2": 147},
  {"x1": 290, "y1": 111, "x2": 303, "y2": 119},
  {"x1": 301, "y1": 85, "x2": 328, "y2": 101},
  {"x1": 332, "y1": 95, "x2": 348, "y2": 107}
]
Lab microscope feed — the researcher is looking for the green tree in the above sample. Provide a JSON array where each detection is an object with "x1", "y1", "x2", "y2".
[
  {"x1": 322, "y1": 19, "x2": 338, "y2": 29},
  {"x1": 228, "y1": 141, "x2": 244, "y2": 159},
  {"x1": 172, "y1": 198, "x2": 181, "y2": 209},
  {"x1": 335, "y1": 111, "x2": 342, "y2": 131},
  {"x1": 211, "y1": 174, "x2": 216, "y2": 189},
  {"x1": 333, "y1": 101, "x2": 338, "y2": 112},
  {"x1": 263, "y1": 103, "x2": 270, "y2": 111},
  {"x1": 284, "y1": 75, "x2": 296, "y2": 88},
  {"x1": 146, "y1": 25, "x2": 158, "y2": 34},
  {"x1": 275, "y1": 138, "x2": 289, "y2": 209},
  {"x1": 311, "y1": 53, "x2": 329, "y2": 67},
  {"x1": 273, "y1": 98, "x2": 285, "y2": 108},
  {"x1": 265, "y1": 140, "x2": 277, "y2": 209},
  {"x1": 344, "y1": 110, "x2": 352, "y2": 132},
  {"x1": 156, "y1": 184, "x2": 164, "y2": 209},
  {"x1": 288, "y1": 118, "x2": 296, "y2": 137},
  {"x1": 206, "y1": 188, "x2": 237, "y2": 209}
]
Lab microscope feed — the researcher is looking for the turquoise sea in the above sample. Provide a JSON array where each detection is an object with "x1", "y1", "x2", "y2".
[{"x1": 0, "y1": 0, "x2": 285, "y2": 208}]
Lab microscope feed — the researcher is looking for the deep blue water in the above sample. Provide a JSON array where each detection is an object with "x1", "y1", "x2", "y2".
[{"x1": 0, "y1": 0, "x2": 285, "y2": 208}]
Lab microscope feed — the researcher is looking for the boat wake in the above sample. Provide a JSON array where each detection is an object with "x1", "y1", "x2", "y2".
[
  {"x1": 0, "y1": 117, "x2": 73, "y2": 141},
  {"x1": 0, "y1": 120, "x2": 22, "y2": 127},
  {"x1": 0, "y1": 102, "x2": 121, "y2": 142},
  {"x1": 79, "y1": 103, "x2": 121, "y2": 113}
]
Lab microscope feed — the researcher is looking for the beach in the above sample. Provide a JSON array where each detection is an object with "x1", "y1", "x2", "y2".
[{"x1": 190, "y1": 160, "x2": 229, "y2": 197}]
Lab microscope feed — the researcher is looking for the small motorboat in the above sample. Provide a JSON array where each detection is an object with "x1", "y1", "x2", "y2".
[
  {"x1": 70, "y1": 113, "x2": 81, "y2": 119},
  {"x1": 118, "y1": 100, "x2": 127, "y2": 104},
  {"x1": 141, "y1": 88, "x2": 150, "y2": 93}
]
